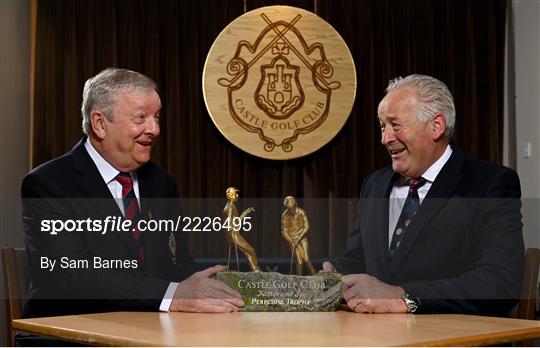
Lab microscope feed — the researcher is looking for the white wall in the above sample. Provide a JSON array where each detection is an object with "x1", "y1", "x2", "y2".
[
  {"x1": 0, "y1": 0, "x2": 30, "y2": 343},
  {"x1": 512, "y1": 0, "x2": 540, "y2": 250}
]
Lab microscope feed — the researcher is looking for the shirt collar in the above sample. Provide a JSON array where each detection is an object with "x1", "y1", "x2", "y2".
[
  {"x1": 420, "y1": 144, "x2": 453, "y2": 183},
  {"x1": 84, "y1": 138, "x2": 120, "y2": 185}
]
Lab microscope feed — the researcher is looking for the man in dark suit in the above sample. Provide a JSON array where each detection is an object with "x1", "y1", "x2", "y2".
[
  {"x1": 324, "y1": 74, "x2": 524, "y2": 316},
  {"x1": 22, "y1": 68, "x2": 243, "y2": 317}
]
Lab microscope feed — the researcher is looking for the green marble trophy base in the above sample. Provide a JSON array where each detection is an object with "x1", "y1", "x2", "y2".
[{"x1": 216, "y1": 271, "x2": 341, "y2": 312}]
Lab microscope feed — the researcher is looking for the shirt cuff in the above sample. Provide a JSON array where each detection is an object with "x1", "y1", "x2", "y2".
[{"x1": 159, "y1": 282, "x2": 179, "y2": 312}]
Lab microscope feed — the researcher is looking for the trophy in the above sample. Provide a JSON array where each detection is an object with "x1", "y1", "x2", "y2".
[
  {"x1": 216, "y1": 190, "x2": 341, "y2": 312},
  {"x1": 223, "y1": 187, "x2": 261, "y2": 272},
  {"x1": 281, "y1": 196, "x2": 316, "y2": 275}
]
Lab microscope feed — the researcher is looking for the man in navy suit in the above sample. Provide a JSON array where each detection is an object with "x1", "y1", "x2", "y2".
[
  {"x1": 22, "y1": 68, "x2": 243, "y2": 317},
  {"x1": 324, "y1": 74, "x2": 524, "y2": 315}
]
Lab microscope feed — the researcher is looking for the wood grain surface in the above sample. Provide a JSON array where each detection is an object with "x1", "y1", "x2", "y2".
[{"x1": 13, "y1": 311, "x2": 540, "y2": 346}]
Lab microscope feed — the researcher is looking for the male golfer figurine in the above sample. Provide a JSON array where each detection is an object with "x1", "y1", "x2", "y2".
[
  {"x1": 281, "y1": 196, "x2": 316, "y2": 275},
  {"x1": 223, "y1": 187, "x2": 261, "y2": 272}
]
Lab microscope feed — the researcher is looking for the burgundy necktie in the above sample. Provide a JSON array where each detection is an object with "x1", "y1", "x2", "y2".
[{"x1": 115, "y1": 172, "x2": 144, "y2": 261}]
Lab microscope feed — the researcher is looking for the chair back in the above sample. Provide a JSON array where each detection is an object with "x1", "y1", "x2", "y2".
[
  {"x1": 518, "y1": 247, "x2": 540, "y2": 320},
  {"x1": 1, "y1": 247, "x2": 26, "y2": 347}
]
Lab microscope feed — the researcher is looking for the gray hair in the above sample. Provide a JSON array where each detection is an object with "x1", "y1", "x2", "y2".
[
  {"x1": 81, "y1": 68, "x2": 158, "y2": 135},
  {"x1": 386, "y1": 74, "x2": 455, "y2": 141}
]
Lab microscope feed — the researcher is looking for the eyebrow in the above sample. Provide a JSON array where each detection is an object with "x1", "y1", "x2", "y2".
[{"x1": 377, "y1": 116, "x2": 397, "y2": 122}]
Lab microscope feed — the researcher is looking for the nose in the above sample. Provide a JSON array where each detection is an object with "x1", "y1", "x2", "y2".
[
  {"x1": 145, "y1": 116, "x2": 160, "y2": 137},
  {"x1": 380, "y1": 126, "x2": 395, "y2": 145}
]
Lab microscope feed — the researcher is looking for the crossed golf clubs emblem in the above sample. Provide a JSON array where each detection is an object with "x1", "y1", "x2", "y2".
[
  {"x1": 219, "y1": 14, "x2": 340, "y2": 90},
  {"x1": 218, "y1": 13, "x2": 341, "y2": 153}
]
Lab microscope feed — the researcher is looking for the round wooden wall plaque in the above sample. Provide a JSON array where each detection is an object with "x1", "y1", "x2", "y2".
[{"x1": 203, "y1": 6, "x2": 356, "y2": 160}]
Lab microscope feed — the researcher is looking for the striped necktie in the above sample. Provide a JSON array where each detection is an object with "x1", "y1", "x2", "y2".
[
  {"x1": 389, "y1": 177, "x2": 427, "y2": 259},
  {"x1": 115, "y1": 172, "x2": 144, "y2": 261}
]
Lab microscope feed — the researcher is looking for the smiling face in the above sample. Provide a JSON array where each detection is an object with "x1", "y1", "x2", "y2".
[
  {"x1": 377, "y1": 87, "x2": 447, "y2": 178},
  {"x1": 90, "y1": 88, "x2": 161, "y2": 172}
]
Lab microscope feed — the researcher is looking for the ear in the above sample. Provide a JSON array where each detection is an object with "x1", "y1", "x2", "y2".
[
  {"x1": 90, "y1": 110, "x2": 107, "y2": 140},
  {"x1": 431, "y1": 113, "x2": 446, "y2": 141}
]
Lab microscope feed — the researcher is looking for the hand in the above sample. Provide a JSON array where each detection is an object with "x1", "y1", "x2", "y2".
[
  {"x1": 341, "y1": 274, "x2": 407, "y2": 313},
  {"x1": 321, "y1": 261, "x2": 336, "y2": 272},
  {"x1": 240, "y1": 207, "x2": 254, "y2": 220},
  {"x1": 170, "y1": 265, "x2": 244, "y2": 313}
]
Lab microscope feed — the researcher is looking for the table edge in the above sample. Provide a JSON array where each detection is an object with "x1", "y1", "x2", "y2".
[
  {"x1": 402, "y1": 327, "x2": 540, "y2": 347},
  {"x1": 13, "y1": 316, "x2": 540, "y2": 347},
  {"x1": 12, "y1": 319, "x2": 158, "y2": 347}
]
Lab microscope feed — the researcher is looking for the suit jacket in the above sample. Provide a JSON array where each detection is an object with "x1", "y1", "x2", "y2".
[
  {"x1": 21, "y1": 138, "x2": 195, "y2": 317},
  {"x1": 332, "y1": 145, "x2": 524, "y2": 315}
]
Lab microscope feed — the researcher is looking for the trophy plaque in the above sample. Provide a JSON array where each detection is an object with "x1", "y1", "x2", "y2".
[{"x1": 217, "y1": 271, "x2": 341, "y2": 312}]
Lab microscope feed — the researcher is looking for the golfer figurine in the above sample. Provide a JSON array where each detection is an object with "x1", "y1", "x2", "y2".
[
  {"x1": 281, "y1": 196, "x2": 316, "y2": 275},
  {"x1": 223, "y1": 187, "x2": 261, "y2": 272}
]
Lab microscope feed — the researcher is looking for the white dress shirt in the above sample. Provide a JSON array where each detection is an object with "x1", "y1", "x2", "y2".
[
  {"x1": 388, "y1": 145, "x2": 453, "y2": 247},
  {"x1": 84, "y1": 138, "x2": 178, "y2": 311}
]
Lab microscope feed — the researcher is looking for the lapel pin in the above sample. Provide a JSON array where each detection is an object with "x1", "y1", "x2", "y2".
[{"x1": 168, "y1": 232, "x2": 176, "y2": 265}]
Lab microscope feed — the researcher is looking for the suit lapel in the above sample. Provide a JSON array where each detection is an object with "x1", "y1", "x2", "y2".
[
  {"x1": 137, "y1": 167, "x2": 162, "y2": 273},
  {"x1": 71, "y1": 138, "x2": 140, "y2": 256},
  {"x1": 373, "y1": 169, "x2": 396, "y2": 272},
  {"x1": 387, "y1": 146, "x2": 465, "y2": 275}
]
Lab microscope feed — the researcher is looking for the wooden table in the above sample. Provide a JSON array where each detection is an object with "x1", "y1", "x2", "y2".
[{"x1": 12, "y1": 311, "x2": 540, "y2": 346}]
